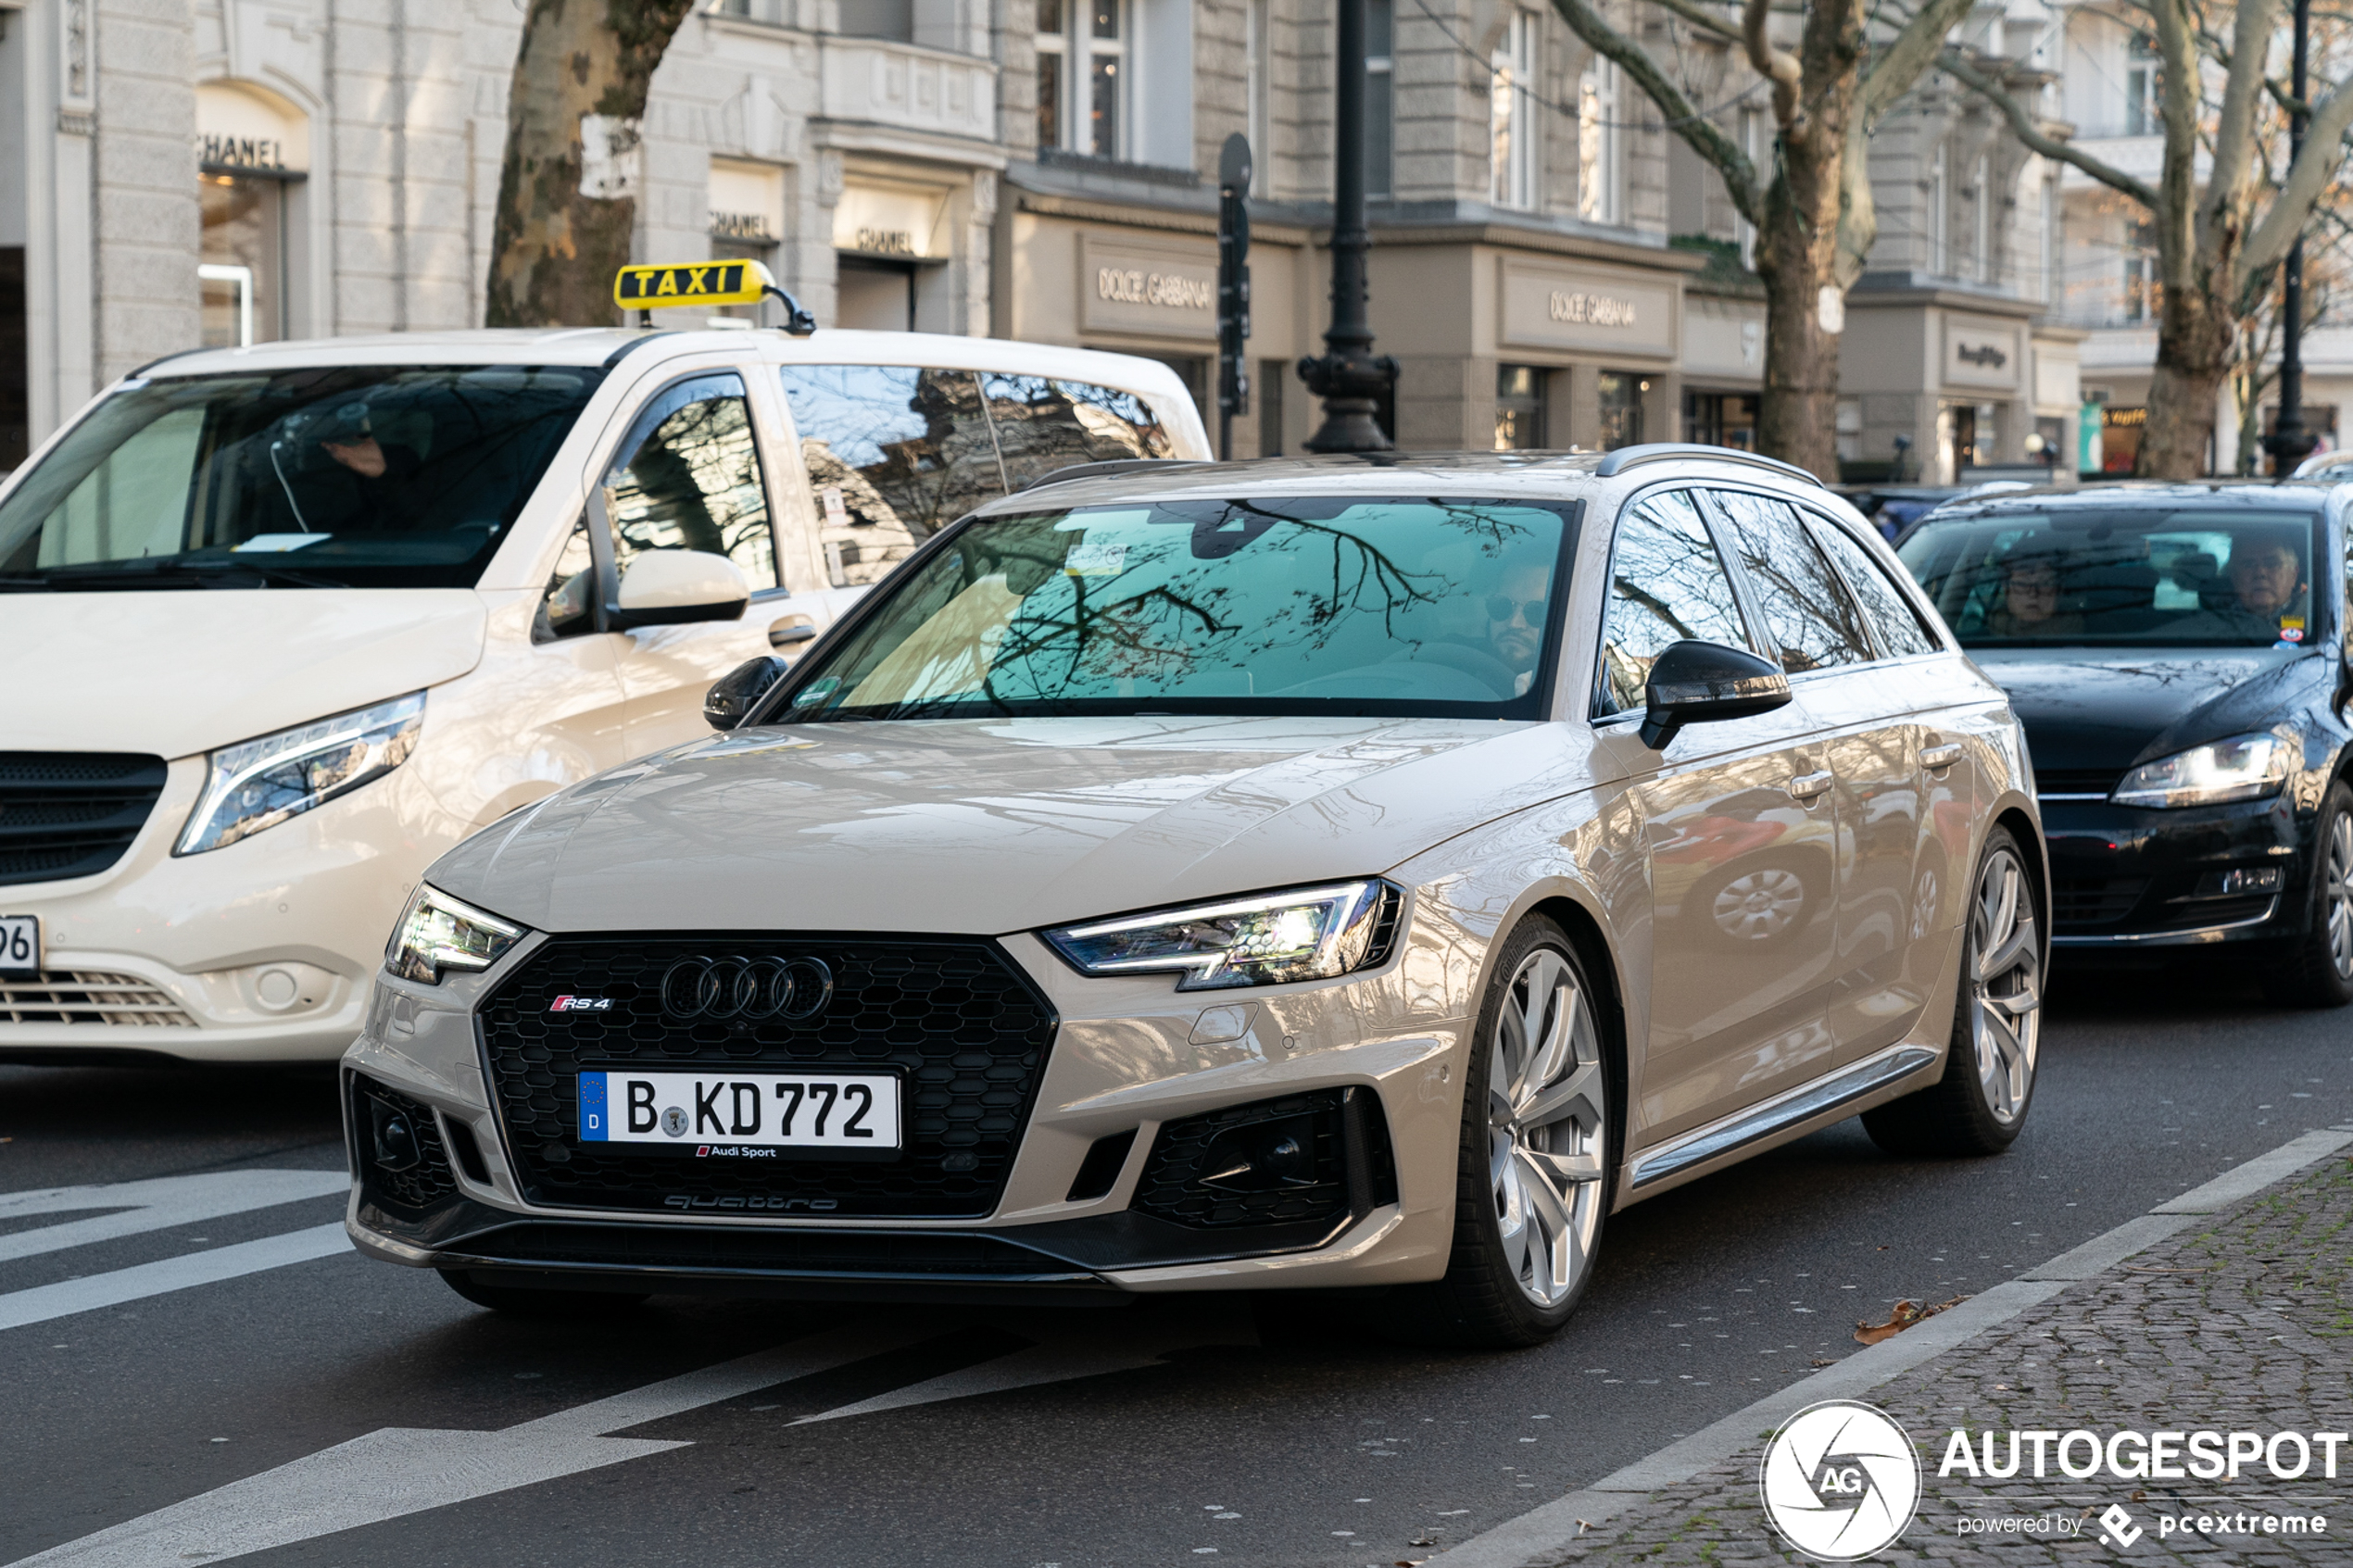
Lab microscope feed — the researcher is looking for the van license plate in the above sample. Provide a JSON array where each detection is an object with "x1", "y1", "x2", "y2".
[
  {"x1": 577, "y1": 1070, "x2": 900, "y2": 1149},
  {"x1": 0, "y1": 916, "x2": 37, "y2": 976}
]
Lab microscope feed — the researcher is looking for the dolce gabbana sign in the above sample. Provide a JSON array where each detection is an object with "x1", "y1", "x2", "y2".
[
  {"x1": 1500, "y1": 258, "x2": 1674, "y2": 357},
  {"x1": 1079, "y1": 235, "x2": 1217, "y2": 341}
]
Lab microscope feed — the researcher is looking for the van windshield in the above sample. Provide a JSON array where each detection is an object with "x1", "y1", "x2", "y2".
[
  {"x1": 1897, "y1": 508, "x2": 2325, "y2": 648},
  {"x1": 0, "y1": 366, "x2": 602, "y2": 589},
  {"x1": 775, "y1": 496, "x2": 1577, "y2": 722}
]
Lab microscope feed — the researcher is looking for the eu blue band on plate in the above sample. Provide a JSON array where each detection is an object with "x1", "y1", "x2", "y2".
[{"x1": 578, "y1": 1072, "x2": 610, "y2": 1141}]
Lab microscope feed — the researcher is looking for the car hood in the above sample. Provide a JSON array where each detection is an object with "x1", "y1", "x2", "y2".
[
  {"x1": 2, "y1": 590, "x2": 487, "y2": 758},
  {"x1": 428, "y1": 716, "x2": 1603, "y2": 935},
  {"x1": 1967, "y1": 646, "x2": 2322, "y2": 775}
]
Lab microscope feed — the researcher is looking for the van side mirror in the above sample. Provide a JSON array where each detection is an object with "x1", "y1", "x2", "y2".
[
  {"x1": 1641, "y1": 640, "x2": 1792, "y2": 750},
  {"x1": 611, "y1": 550, "x2": 749, "y2": 630},
  {"x1": 705, "y1": 656, "x2": 787, "y2": 731}
]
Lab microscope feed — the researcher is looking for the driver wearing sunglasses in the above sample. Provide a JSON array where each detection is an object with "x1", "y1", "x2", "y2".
[{"x1": 1485, "y1": 563, "x2": 1554, "y2": 696}]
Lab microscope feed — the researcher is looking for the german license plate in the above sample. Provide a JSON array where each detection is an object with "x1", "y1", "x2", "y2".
[
  {"x1": 577, "y1": 1070, "x2": 900, "y2": 1150},
  {"x1": 0, "y1": 915, "x2": 37, "y2": 976}
]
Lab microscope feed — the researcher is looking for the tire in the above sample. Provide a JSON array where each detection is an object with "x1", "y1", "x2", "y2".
[
  {"x1": 1387, "y1": 916, "x2": 1617, "y2": 1348},
  {"x1": 439, "y1": 1270, "x2": 649, "y2": 1317},
  {"x1": 2264, "y1": 780, "x2": 2353, "y2": 1009},
  {"x1": 1863, "y1": 824, "x2": 2042, "y2": 1158}
]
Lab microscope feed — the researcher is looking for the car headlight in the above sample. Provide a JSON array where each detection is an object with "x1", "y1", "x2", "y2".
[
  {"x1": 176, "y1": 692, "x2": 425, "y2": 855},
  {"x1": 1042, "y1": 881, "x2": 1399, "y2": 991},
  {"x1": 385, "y1": 884, "x2": 527, "y2": 985},
  {"x1": 2110, "y1": 730, "x2": 2299, "y2": 809}
]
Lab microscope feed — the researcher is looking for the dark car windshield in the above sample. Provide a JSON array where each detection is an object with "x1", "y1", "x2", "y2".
[
  {"x1": 775, "y1": 495, "x2": 1577, "y2": 721},
  {"x1": 1897, "y1": 508, "x2": 2324, "y2": 648},
  {"x1": 0, "y1": 365, "x2": 603, "y2": 589}
]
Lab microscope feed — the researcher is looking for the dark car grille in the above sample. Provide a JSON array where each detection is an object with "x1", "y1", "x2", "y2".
[
  {"x1": 1135, "y1": 1088, "x2": 1396, "y2": 1230},
  {"x1": 2035, "y1": 768, "x2": 2123, "y2": 799},
  {"x1": 2052, "y1": 877, "x2": 2148, "y2": 929},
  {"x1": 478, "y1": 937, "x2": 1056, "y2": 1219},
  {"x1": 445, "y1": 1223, "x2": 1076, "y2": 1277},
  {"x1": 0, "y1": 753, "x2": 169, "y2": 886}
]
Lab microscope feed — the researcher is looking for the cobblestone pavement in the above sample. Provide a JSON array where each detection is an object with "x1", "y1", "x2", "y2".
[{"x1": 1521, "y1": 1151, "x2": 2353, "y2": 1565}]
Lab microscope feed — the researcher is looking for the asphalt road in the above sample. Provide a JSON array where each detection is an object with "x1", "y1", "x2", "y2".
[{"x1": 5, "y1": 962, "x2": 2350, "y2": 1568}]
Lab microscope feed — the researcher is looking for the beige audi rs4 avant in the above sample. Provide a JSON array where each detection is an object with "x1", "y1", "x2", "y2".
[{"x1": 346, "y1": 446, "x2": 2046, "y2": 1347}]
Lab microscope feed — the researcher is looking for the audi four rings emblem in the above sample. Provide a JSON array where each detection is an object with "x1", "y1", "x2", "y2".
[{"x1": 658, "y1": 955, "x2": 835, "y2": 1022}]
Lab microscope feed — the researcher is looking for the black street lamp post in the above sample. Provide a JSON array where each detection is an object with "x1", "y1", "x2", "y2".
[
  {"x1": 2265, "y1": 0, "x2": 2320, "y2": 475},
  {"x1": 1297, "y1": 0, "x2": 1397, "y2": 453}
]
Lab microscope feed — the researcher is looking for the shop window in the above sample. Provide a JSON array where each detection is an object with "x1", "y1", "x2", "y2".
[
  {"x1": 1938, "y1": 400, "x2": 1997, "y2": 479},
  {"x1": 1579, "y1": 58, "x2": 1621, "y2": 224},
  {"x1": 1490, "y1": 10, "x2": 1534, "y2": 210},
  {"x1": 1037, "y1": 0, "x2": 1126, "y2": 158},
  {"x1": 1495, "y1": 365, "x2": 1546, "y2": 450},
  {"x1": 1365, "y1": 0, "x2": 1394, "y2": 198},
  {"x1": 1597, "y1": 371, "x2": 1645, "y2": 451},
  {"x1": 836, "y1": 259, "x2": 917, "y2": 331},
  {"x1": 978, "y1": 373, "x2": 1174, "y2": 489},
  {"x1": 602, "y1": 373, "x2": 778, "y2": 592},
  {"x1": 200, "y1": 174, "x2": 284, "y2": 347},
  {"x1": 1683, "y1": 391, "x2": 1757, "y2": 452},
  {"x1": 2099, "y1": 405, "x2": 2145, "y2": 474},
  {"x1": 781, "y1": 366, "x2": 1005, "y2": 585}
]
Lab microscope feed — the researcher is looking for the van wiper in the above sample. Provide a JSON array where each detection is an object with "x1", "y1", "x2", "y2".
[{"x1": 4, "y1": 559, "x2": 348, "y2": 590}]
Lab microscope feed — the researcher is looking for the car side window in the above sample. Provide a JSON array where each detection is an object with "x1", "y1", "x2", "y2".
[
  {"x1": 533, "y1": 516, "x2": 598, "y2": 643},
  {"x1": 1594, "y1": 488, "x2": 1755, "y2": 717},
  {"x1": 779, "y1": 366, "x2": 1006, "y2": 587},
  {"x1": 1805, "y1": 510, "x2": 1942, "y2": 658},
  {"x1": 977, "y1": 374, "x2": 1175, "y2": 490},
  {"x1": 1709, "y1": 490, "x2": 1873, "y2": 673},
  {"x1": 602, "y1": 373, "x2": 779, "y2": 591}
]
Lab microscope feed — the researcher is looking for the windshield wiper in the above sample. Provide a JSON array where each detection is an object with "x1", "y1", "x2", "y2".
[{"x1": 14, "y1": 559, "x2": 349, "y2": 590}]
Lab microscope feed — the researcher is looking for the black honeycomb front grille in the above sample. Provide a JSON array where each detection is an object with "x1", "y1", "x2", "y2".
[
  {"x1": 352, "y1": 1075, "x2": 461, "y2": 1213},
  {"x1": 1135, "y1": 1088, "x2": 1395, "y2": 1230},
  {"x1": 478, "y1": 936, "x2": 1056, "y2": 1218},
  {"x1": 0, "y1": 752, "x2": 168, "y2": 887}
]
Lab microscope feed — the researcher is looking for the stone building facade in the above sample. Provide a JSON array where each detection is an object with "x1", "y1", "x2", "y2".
[{"x1": 0, "y1": 0, "x2": 2078, "y2": 479}]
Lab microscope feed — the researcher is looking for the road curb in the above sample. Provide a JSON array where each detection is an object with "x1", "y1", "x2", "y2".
[{"x1": 1423, "y1": 1123, "x2": 2353, "y2": 1568}]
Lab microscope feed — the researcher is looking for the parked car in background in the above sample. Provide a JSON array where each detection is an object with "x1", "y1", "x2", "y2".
[
  {"x1": 0, "y1": 320, "x2": 1204, "y2": 1062},
  {"x1": 1897, "y1": 481, "x2": 2353, "y2": 1003},
  {"x1": 344, "y1": 446, "x2": 2045, "y2": 1346}
]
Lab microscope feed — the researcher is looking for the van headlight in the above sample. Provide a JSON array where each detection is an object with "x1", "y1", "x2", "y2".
[
  {"x1": 2110, "y1": 730, "x2": 2298, "y2": 809},
  {"x1": 385, "y1": 884, "x2": 526, "y2": 984},
  {"x1": 1042, "y1": 881, "x2": 1398, "y2": 991},
  {"x1": 176, "y1": 692, "x2": 425, "y2": 855}
]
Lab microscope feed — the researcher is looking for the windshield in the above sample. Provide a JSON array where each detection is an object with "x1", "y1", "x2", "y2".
[
  {"x1": 0, "y1": 366, "x2": 603, "y2": 589},
  {"x1": 775, "y1": 495, "x2": 1578, "y2": 721},
  {"x1": 1897, "y1": 508, "x2": 2324, "y2": 648}
]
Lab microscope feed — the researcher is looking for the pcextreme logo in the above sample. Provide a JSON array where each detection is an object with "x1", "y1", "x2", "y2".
[{"x1": 1759, "y1": 1400, "x2": 1923, "y2": 1562}]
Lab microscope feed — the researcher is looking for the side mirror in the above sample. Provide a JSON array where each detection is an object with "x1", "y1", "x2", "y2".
[
  {"x1": 1640, "y1": 640, "x2": 1792, "y2": 750},
  {"x1": 705, "y1": 656, "x2": 787, "y2": 731},
  {"x1": 612, "y1": 550, "x2": 749, "y2": 630}
]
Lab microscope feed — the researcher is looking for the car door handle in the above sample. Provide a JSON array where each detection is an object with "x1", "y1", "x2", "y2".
[
  {"x1": 1786, "y1": 771, "x2": 1834, "y2": 802},
  {"x1": 1921, "y1": 743, "x2": 1962, "y2": 772}
]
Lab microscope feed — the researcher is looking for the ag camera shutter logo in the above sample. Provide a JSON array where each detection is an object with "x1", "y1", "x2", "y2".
[{"x1": 1759, "y1": 1400, "x2": 1922, "y2": 1561}]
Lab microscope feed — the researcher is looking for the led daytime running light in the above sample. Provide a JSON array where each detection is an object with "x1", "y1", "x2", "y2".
[
  {"x1": 177, "y1": 692, "x2": 425, "y2": 855},
  {"x1": 1044, "y1": 881, "x2": 1393, "y2": 991}
]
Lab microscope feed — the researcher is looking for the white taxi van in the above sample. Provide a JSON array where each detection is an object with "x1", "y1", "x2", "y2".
[{"x1": 0, "y1": 270, "x2": 1206, "y2": 1062}]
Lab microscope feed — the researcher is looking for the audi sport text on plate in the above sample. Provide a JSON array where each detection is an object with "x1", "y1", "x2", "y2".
[{"x1": 577, "y1": 1071, "x2": 900, "y2": 1149}]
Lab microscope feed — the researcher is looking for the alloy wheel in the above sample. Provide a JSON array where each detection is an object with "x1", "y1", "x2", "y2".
[
  {"x1": 1487, "y1": 948, "x2": 1609, "y2": 1308},
  {"x1": 2325, "y1": 810, "x2": 2353, "y2": 981},
  {"x1": 1969, "y1": 846, "x2": 2041, "y2": 1125}
]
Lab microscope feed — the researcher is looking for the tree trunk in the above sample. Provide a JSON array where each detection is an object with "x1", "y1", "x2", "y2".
[
  {"x1": 1753, "y1": 220, "x2": 1843, "y2": 481},
  {"x1": 484, "y1": 0, "x2": 700, "y2": 329},
  {"x1": 2137, "y1": 291, "x2": 2232, "y2": 477}
]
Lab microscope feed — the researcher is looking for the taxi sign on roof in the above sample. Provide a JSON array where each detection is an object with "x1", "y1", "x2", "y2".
[{"x1": 613, "y1": 259, "x2": 774, "y2": 310}]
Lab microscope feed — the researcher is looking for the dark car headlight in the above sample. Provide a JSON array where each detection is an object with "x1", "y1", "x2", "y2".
[
  {"x1": 1042, "y1": 881, "x2": 1398, "y2": 991},
  {"x1": 2111, "y1": 730, "x2": 2298, "y2": 809}
]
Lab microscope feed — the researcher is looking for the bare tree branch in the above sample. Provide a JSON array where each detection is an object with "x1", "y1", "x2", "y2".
[
  {"x1": 1551, "y1": 0, "x2": 1765, "y2": 222},
  {"x1": 2243, "y1": 79, "x2": 2353, "y2": 272},
  {"x1": 1743, "y1": 0, "x2": 1803, "y2": 124},
  {"x1": 1858, "y1": 0, "x2": 1977, "y2": 127},
  {"x1": 2204, "y1": 0, "x2": 2283, "y2": 250},
  {"x1": 1937, "y1": 49, "x2": 2161, "y2": 208},
  {"x1": 1645, "y1": 0, "x2": 1743, "y2": 44}
]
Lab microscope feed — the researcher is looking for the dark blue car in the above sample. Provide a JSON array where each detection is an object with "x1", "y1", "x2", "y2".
[{"x1": 1898, "y1": 481, "x2": 2353, "y2": 1004}]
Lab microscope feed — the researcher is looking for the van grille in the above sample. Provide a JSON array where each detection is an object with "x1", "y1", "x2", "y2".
[
  {"x1": 476, "y1": 936, "x2": 1055, "y2": 1219},
  {"x1": 0, "y1": 971, "x2": 195, "y2": 1027},
  {"x1": 0, "y1": 753, "x2": 170, "y2": 886}
]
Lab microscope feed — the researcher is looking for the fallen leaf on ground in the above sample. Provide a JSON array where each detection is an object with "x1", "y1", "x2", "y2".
[{"x1": 1854, "y1": 1295, "x2": 1970, "y2": 1345}]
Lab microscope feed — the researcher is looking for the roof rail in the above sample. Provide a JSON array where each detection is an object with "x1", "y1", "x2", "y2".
[
  {"x1": 1018, "y1": 458, "x2": 1216, "y2": 492},
  {"x1": 1593, "y1": 443, "x2": 1826, "y2": 487}
]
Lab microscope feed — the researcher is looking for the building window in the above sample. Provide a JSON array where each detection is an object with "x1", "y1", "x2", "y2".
[
  {"x1": 1365, "y1": 0, "x2": 1394, "y2": 199},
  {"x1": 1579, "y1": 57, "x2": 1620, "y2": 224},
  {"x1": 1684, "y1": 390, "x2": 1757, "y2": 451},
  {"x1": 2125, "y1": 31, "x2": 2159, "y2": 136},
  {"x1": 1038, "y1": 0, "x2": 1126, "y2": 158},
  {"x1": 1037, "y1": 0, "x2": 1065, "y2": 150},
  {"x1": 2121, "y1": 216, "x2": 2159, "y2": 322},
  {"x1": 1597, "y1": 371, "x2": 1644, "y2": 450},
  {"x1": 837, "y1": 0, "x2": 913, "y2": 39},
  {"x1": 2038, "y1": 173, "x2": 2056, "y2": 301},
  {"x1": 1495, "y1": 364, "x2": 1545, "y2": 449},
  {"x1": 1490, "y1": 10, "x2": 1534, "y2": 210}
]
